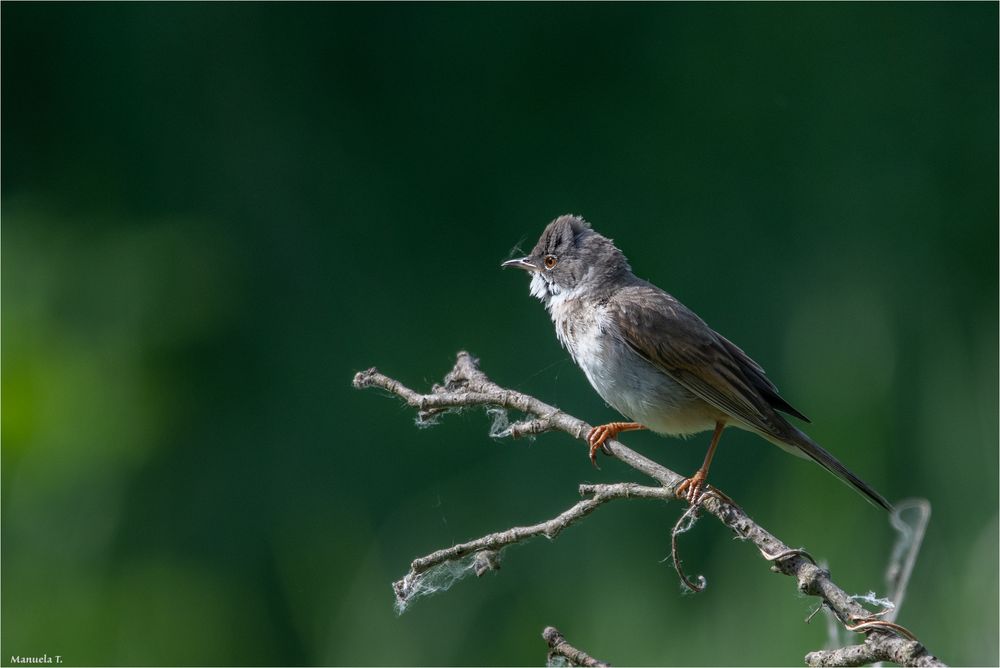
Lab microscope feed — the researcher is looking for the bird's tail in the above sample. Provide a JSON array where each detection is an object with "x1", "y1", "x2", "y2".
[{"x1": 782, "y1": 427, "x2": 894, "y2": 512}]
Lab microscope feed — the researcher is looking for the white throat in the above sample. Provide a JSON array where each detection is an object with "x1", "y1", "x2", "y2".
[{"x1": 529, "y1": 270, "x2": 598, "y2": 311}]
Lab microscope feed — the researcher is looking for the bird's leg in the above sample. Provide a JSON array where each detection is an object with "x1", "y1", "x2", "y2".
[
  {"x1": 675, "y1": 421, "x2": 725, "y2": 505},
  {"x1": 586, "y1": 422, "x2": 646, "y2": 467}
]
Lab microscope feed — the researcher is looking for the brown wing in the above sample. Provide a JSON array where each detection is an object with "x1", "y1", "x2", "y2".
[
  {"x1": 609, "y1": 284, "x2": 798, "y2": 438},
  {"x1": 609, "y1": 283, "x2": 892, "y2": 512},
  {"x1": 715, "y1": 331, "x2": 810, "y2": 422}
]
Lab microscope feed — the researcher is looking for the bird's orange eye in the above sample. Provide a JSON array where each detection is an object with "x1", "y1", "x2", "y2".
[{"x1": 544, "y1": 255, "x2": 558, "y2": 269}]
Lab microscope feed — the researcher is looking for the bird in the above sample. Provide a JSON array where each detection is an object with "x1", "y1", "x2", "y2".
[{"x1": 502, "y1": 214, "x2": 892, "y2": 511}]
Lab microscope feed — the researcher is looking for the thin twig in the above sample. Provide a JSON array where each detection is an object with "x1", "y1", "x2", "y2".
[
  {"x1": 844, "y1": 620, "x2": 918, "y2": 642},
  {"x1": 885, "y1": 499, "x2": 932, "y2": 623},
  {"x1": 353, "y1": 352, "x2": 945, "y2": 667},
  {"x1": 669, "y1": 492, "x2": 719, "y2": 593},
  {"x1": 392, "y1": 482, "x2": 670, "y2": 606},
  {"x1": 543, "y1": 626, "x2": 610, "y2": 667}
]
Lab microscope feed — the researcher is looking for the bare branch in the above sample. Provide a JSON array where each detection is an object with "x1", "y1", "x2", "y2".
[
  {"x1": 354, "y1": 352, "x2": 945, "y2": 667},
  {"x1": 353, "y1": 352, "x2": 679, "y2": 487},
  {"x1": 806, "y1": 635, "x2": 939, "y2": 667},
  {"x1": 392, "y1": 482, "x2": 669, "y2": 608},
  {"x1": 543, "y1": 626, "x2": 610, "y2": 667}
]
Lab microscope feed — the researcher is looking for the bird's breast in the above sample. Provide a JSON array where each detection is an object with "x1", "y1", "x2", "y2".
[{"x1": 549, "y1": 300, "x2": 718, "y2": 437}]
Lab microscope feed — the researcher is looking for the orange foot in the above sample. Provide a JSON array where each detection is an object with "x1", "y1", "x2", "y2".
[
  {"x1": 585, "y1": 422, "x2": 645, "y2": 468},
  {"x1": 675, "y1": 468, "x2": 708, "y2": 505}
]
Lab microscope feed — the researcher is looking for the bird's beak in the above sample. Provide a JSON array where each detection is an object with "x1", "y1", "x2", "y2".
[{"x1": 501, "y1": 256, "x2": 539, "y2": 272}]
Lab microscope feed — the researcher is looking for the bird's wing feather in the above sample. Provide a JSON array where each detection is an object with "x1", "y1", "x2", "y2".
[
  {"x1": 609, "y1": 284, "x2": 788, "y2": 437},
  {"x1": 714, "y1": 332, "x2": 811, "y2": 422},
  {"x1": 607, "y1": 284, "x2": 891, "y2": 512}
]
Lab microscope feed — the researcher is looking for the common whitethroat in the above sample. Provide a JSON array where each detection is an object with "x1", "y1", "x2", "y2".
[{"x1": 502, "y1": 214, "x2": 891, "y2": 511}]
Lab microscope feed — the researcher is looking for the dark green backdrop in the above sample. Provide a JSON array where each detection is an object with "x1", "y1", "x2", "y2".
[{"x1": 3, "y1": 3, "x2": 997, "y2": 666}]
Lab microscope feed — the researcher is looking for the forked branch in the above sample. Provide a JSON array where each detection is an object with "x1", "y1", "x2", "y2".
[{"x1": 353, "y1": 352, "x2": 944, "y2": 667}]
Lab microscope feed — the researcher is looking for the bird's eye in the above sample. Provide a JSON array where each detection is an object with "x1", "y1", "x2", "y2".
[{"x1": 543, "y1": 255, "x2": 558, "y2": 269}]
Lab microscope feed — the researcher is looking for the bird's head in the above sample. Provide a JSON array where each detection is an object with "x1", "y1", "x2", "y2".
[{"x1": 502, "y1": 214, "x2": 631, "y2": 305}]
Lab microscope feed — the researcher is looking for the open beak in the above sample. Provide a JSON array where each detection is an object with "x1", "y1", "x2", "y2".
[{"x1": 500, "y1": 256, "x2": 539, "y2": 272}]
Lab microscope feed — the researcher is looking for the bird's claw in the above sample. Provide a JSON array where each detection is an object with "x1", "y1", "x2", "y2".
[
  {"x1": 585, "y1": 422, "x2": 644, "y2": 468},
  {"x1": 586, "y1": 425, "x2": 613, "y2": 468},
  {"x1": 675, "y1": 469, "x2": 708, "y2": 505}
]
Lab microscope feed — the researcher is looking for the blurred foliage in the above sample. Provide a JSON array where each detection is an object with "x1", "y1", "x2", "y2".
[{"x1": 2, "y1": 3, "x2": 997, "y2": 666}]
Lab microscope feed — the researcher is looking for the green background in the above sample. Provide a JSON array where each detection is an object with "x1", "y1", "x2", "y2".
[{"x1": 3, "y1": 3, "x2": 997, "y2": 666}]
